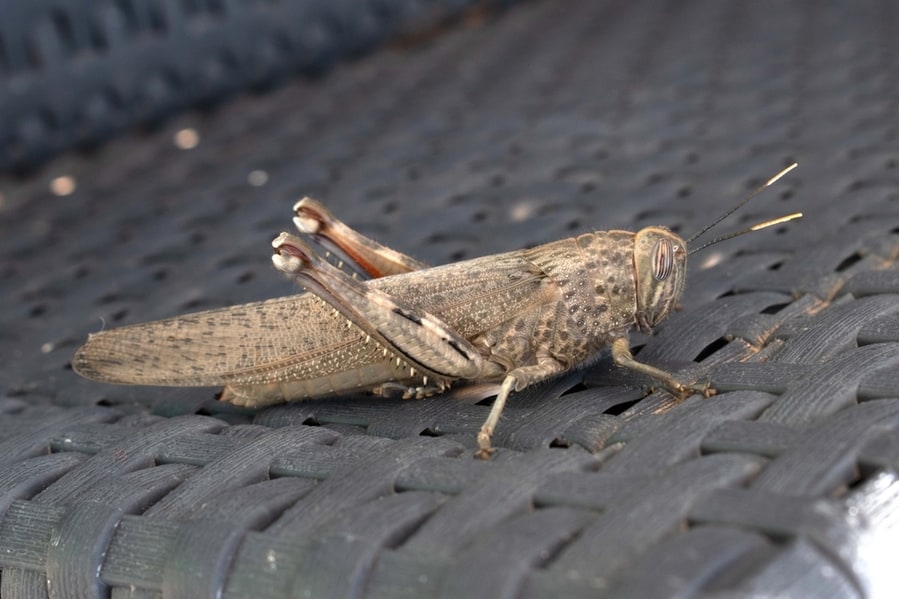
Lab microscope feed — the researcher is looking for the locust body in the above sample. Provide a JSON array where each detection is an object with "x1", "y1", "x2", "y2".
[
  {"x1": 73, "y1": 219, "x2": 682, "y2": 403},
  {"x1": 74, "y1": 166, "x2": 799, "y2": 457}
]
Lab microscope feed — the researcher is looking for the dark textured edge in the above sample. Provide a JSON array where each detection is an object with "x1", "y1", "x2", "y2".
[{"x1": 0, "y1": 0, "x2": 515, "y2": 173}]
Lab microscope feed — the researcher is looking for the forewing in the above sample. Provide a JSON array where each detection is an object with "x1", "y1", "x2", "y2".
[
  {"x1": 74, "y1": 248, "x2": 550, "y2": 389},
  {"x1": 373, "y1": 250, "x2": 550, "y2": 338},
  {"x1": 72, "y1": 294, "x2": 360, "y2": 387}
]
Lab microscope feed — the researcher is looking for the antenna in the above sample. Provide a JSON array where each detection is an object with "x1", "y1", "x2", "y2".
[
  {"x1": 688, "y1": 211, "x2": 802, "y2": 255},
  {"x1": 686, "y1": 162, "x2": 799, "y2": 246}
]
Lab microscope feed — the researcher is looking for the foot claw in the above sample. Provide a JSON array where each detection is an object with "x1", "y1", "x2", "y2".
[
  {"x1": 474, "y1": 446, "x2": 496, "y2": 460},
  {"x1": 476, "y1": 429, "x2": 495, "y2": 460},
  {"x1": 688, "y1": 380, "x2": 716, "y2": 398},
  {"x1": 664, "y1": 379, "x2": 715, "y2": 400}
]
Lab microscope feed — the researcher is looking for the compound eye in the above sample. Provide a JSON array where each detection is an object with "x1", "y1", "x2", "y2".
[{"x1": 652, "y1": 238, "x2": 675, "y2": 280}]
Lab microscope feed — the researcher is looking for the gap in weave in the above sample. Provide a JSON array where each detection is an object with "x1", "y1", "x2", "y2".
[{"x1": 694, "y1": 337, "x2": 729, "y2": 363}]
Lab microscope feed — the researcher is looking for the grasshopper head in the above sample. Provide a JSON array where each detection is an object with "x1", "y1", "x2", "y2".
[{"x1": 632, "y1": 227, "x2": 687, "y2": 331}]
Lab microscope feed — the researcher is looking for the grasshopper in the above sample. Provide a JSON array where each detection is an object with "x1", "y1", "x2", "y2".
[{"x1": 73, "y1": 164, "x2": 800, "y2": 458}]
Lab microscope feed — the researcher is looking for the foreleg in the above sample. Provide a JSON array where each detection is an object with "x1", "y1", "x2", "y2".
[{"x1": 611, "y1": 336, "x2": 713, "y2": 398}]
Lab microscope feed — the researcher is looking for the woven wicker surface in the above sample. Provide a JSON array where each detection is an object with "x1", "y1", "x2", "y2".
[{"x1": 2, "y1": 0, "x2": 899, "y2": 597}]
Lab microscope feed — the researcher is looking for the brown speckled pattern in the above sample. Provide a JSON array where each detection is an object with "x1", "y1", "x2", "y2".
[{"x1": 524, "y1": 231, "x2": 637, "y2": 369}]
